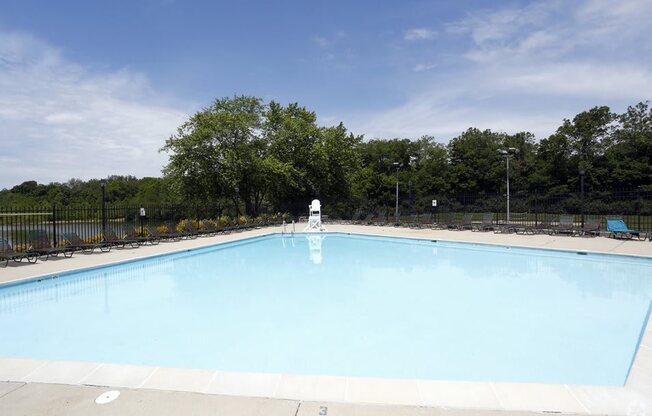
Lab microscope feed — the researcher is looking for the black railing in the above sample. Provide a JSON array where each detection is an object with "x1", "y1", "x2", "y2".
[
  {"x1": 0, "y1": 204, "x2": 222, "y2": 252},
  {"x1": 322, "y1": 188, "x2": 652, "y2": 232},
  {"x1": 2, "y1": 188, "x2": 651, "y2": 252}
]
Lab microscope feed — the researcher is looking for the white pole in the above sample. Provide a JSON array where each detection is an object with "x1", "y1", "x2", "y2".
[
  {"x1": 506, "y1": 155, "x2": 510, "y2": 223},
  {"x1": 395, "y1": 167, "x2": 399, "y2": 221}
]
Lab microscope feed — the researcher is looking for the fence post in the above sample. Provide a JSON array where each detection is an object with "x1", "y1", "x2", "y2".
[
  {"x1": 533, "y1": 191, "x2": 538, "y2": 226},
  {"x1": 52, "y1": 204, "x2": 58, "y2": 247},
  {"x1": 100, "y1": 180, "x2": 107, "y2": 239},
  {"x1": 637, "y1": 187, "x2": 641, "y2": 231}
]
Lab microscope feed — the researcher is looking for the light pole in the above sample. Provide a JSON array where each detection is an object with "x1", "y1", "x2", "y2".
[
  {"x1": 393, "y1": 162, "x2": 401, "y2": 222},
  {"x1": 99, "y1": 179, "x2": 107, "y2": 240},
  {"x1": 498, "y1": 148, "x2": 519, "y2": 223},
  {"x1": 234, "y1": 186, "x2": 240, "y2": 220},
  {"x1": 408, "y1": 180, "x2": 412, "y2": 215},
  {"x1": 579, "y1": 169, "x2": 586, "y2": 228}
]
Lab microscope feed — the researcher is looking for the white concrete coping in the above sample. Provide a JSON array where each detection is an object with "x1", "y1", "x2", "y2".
[{"x1": 1, "y1": 224, "x2": 651, "y2": 414}]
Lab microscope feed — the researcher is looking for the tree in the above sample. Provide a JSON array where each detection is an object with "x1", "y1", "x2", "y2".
[
  {"x1": 446, "y1": 128, "x2": 505, "y2": 195},
  {"x1": 264, "y1": 101, "x2": 322, "y2": 213},
  {"x1": 162, "y1": 95, "x2": 270, "y2": 215},
  {"x1": 556, "y1": 106, "x2": 613, "y2": 169},
  {"x1": 605, "y1": 101, "x2": 652, "y2": 189}
]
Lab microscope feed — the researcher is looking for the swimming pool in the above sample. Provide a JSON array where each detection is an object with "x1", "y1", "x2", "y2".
[{"x1": 0, "y1": 233, "x2": 650, "y2": 386}]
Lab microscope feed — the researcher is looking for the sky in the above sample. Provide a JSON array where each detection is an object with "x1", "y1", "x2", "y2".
[{"x1": 0, "y1": 0, "x2": 651, "y2": 189}]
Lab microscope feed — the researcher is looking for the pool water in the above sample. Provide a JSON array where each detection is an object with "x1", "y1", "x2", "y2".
[{"x1": 1, "y1": 233, "x2": 650, "y2": 385}]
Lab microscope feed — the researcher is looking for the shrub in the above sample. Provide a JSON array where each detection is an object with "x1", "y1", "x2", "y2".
[
  {"x1": 201, "y1": 219, "x2": 218, "y2": 230},
  {"x1": 177, "y1": 219, "x2": 194, "y2": 232}
]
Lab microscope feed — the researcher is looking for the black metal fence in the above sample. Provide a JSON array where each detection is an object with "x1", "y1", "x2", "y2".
[
  {"x1": 0, "y1": 204, "x2": 222, "y2": 252},
  {"x1": 2, "y1": 188, "x2": 651, "y2": 252},
  {"x1": 325, "y1": 188, "x2": 652, "y2": 233},
  {"x1": 426, "y1": 188, "x2": 652, "y2": 232}
]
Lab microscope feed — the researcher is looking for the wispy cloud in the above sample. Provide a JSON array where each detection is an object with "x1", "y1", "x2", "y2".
[
  {"x1": 344, "y1": 0, "x2": 652, "y2": 141},
  {"x1": 0, "y1": 30, "x2": 189, "y2": 189},
  {"x1": 313, "y1": 36, "x2": 330, "y2": 47},
  {"x1": 413, "y1": 63, "x2": 437, "y2": 72},
  {"x1": 313, "y1": 31, "x2": 346, "y2": 48},
  {"x1": 404, "y1": 28, "x2": 436, "y2": 41}
]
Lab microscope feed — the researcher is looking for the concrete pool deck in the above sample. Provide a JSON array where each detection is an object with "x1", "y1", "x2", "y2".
[{"x1": 1, "y1": 224, "x2": 651, "y2": 415}]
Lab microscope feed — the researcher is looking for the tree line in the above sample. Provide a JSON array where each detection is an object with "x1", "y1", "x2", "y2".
[{"x1": 1, "y1": 96, "x2": 650, "y2": 217}]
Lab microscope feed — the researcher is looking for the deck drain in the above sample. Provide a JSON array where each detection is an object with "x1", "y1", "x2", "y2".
[{"x1": 95, "y1": 390, "x2": 120, "y2": 404}]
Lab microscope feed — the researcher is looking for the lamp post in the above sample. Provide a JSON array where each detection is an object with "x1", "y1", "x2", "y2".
[
  {"x1": 393, "y1": 162, "x2": 401, "y2": 222},
  {"x1": 99, "y1": 179, "x2": 107, "y2": 239},
  {"x1": 498, "y1": 148, "x2": 519, "y2": 223},
  {"x1": 579, "y1": 169, "x2": 586, "y2": 228},
  {"x1": 234, "y1": 186, "x2": 240, "y2": 220},
  {"x1": 408, "y1": 180, "x2": 412, "y2": 216}
]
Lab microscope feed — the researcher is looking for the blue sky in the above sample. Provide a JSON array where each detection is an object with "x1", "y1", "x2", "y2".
[{"x1": 1, "y1": 0, "x2": 651, "y2": 188}]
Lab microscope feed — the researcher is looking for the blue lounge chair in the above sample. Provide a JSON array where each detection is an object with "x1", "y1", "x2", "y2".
[{"x1": 606, "y1": 218, "x2": 646, "y2": 240}]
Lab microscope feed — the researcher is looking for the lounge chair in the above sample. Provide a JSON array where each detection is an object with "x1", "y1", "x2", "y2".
[
  {"x1": 27, "y1": 230, "x2": 74, "y2": 260},
  {"x1": 606, "y1": 218, "x2": 646, "y2": 240},
  {"x1": 179, "y1": 221, "x2": 203, "y2": 238},
  {"x1": 365, "y1": 211, "x2": 377, "y2": 225},
  {"x1": 147, "y1": 225, "x2": 179, "y2": 241},
  {"x1": 418, "y1": 213, "x2": 432, "y2": 228},
  {"x1": 166, "y1": 222, "x2": 196, "y2": 239},
  {"x1": 0, "y1": 238, "x2": 38, "y2": 267},
  {"x1": 392, "y1": 213, "x2": 404, "y2": 227},
  {"x1": 350, "y1": 210, "x2": 364, "y2": 225},
  {"x1": 494, "y1": 214, "x2": 520, "y2": 234},
  {"x1": 63, "y1": 232, "x2": 112, "y2": 253},
  {"x1": 347, "y1": 209, "x2": 363, "y2": 225},
  {"x1": 395, "y1": 213, "x2": 411, "y2": 227},
  {"x1": 373, "y1": 210, "x2": 388, "y2": 226},
  {"x1": 104, "y1": 230, "x2": 140, "y2": 248},
  {"x1": 125, "y1": 227, "x2": 159, "y2": 245},
  {"x1": 407, "y1": 214, "x2": 421, "y2": 228},
  {"x1": 526, "y1": 217, "x2": 553, "y2": 235},
  {"x1": 576, "y1": 217, "x2": 601, "y2": 237},
  {"x1": 433, "y1": 212, "x2": 455, "y2": 229},
  {"x1": 455, "y1": 213, "x2": 474, "y2": 230},
  {"x1": 222, "y1": 221, "x2": 238, "y2": 233},
  {"x1": 506, "y1": 213, "x2": 530, "y2": 234},
  {"x1": 549, "y1": 214, "x2": 575, "y2": 235},
  {"x1": 473, "y1": 213, "x2": 494, "y2": 231}
]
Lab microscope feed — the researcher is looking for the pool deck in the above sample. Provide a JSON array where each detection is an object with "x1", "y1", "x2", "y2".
[{"x1": 1, "y1": 224, "x2": 651, "y2": 415}]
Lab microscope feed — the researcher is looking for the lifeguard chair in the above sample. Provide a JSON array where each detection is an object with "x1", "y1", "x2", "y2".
[{"x1": 304, "y1": 199, "x2": 326, "y2": 232}]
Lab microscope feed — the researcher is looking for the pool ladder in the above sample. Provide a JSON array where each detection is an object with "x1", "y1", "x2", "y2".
[{"x1": 281, "y1": 220, "x2": 296, "y2": 235}]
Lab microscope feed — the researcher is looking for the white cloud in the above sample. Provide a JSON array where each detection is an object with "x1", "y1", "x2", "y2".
[
  {"x1": 345, "y1": 78, "x2": 565, "y2": 141},
  {"x1": 313, "y1": 31, "x2": 346, "y2": 48},
  {"x1": 496, "y1": 63, "x2": 652, "y2": 99},
  {"x1": 0, "y1": 30, "x2": 189, "y2": 189},
  {"x1": 313, "y1": 36, "x2": 329, "y2": 47},
  {"x1": 343, "y1": 0, "x2": 652, "y2": 142},
  {"x1": 404, "y1": 28, "x2": 436, "y2": 41},
  {"x1": 413, "y1": 63, "x2": 437, "y2": 72}
]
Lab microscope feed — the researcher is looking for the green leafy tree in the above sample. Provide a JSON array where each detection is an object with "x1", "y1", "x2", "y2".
[
  {"x1": 605, "y1": 101, "x2": 652, "y2": 189},
  {"x1": 162, "y1": 95, "x2": 270, "y2": 215},
  {"x1": 447, "y1": 128, "x2": 505, "y2": 195}
]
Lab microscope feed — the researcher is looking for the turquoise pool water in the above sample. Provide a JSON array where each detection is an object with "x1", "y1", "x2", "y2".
[{"x1": 1, "y1": 233, "x2": 650, "y2": 385}]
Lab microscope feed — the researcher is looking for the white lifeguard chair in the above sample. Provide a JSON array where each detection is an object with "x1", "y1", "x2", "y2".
[{"x1": 304, "y1": 199, "x2": 326, "y2": 232}]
